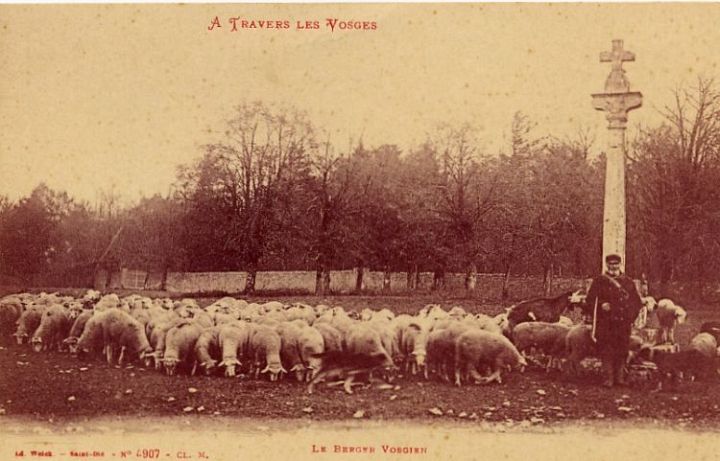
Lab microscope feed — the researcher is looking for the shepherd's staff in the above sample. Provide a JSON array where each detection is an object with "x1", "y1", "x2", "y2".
[{"x1": 591, "y1": 297, "x2": 599, "y2": 343}]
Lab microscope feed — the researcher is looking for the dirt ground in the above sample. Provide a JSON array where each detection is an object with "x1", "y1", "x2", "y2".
[{"x1": 2, "y1": 294, "x2": 720, "y2": 430}]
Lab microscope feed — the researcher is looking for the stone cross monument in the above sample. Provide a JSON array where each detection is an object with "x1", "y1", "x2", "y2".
[{"x1": 592, "y1": 39, "x2": 642, "y2": 272}]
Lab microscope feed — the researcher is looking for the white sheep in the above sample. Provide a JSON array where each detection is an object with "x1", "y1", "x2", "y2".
[
  {"x1": 276, "y1": 322, "x2": 306, "y2": 380},
  {"x1": 193, "y1": 326, "x2": 223, "y2": 375},
  {"x1": 425, "y1": 322, "x2": 471, "y2": 382},
  {"x1": 0, "y1": 297, "x2": 23, "y2": 343},
  {"x1": 633, "y1": 296, "x2": 657, "y2": 330},
  {"x1": 312, "y1": 322, "x2": 344, "y2": 354},
  {"x1": 163, "y1": 321, "x2": 205, "y2": 376},
  {"x1": 654, "y1": 298, "x2": 687, "y2": 344},
  {"x1": 13, "y1": 306, "x2": 44, "y2": 345},
  {"x1": 297, "y1": 326, "x2": 325, "y2": 381},
  {"x1": 454, "y1": 329, "x2": 527, "y2": 386},
  {"x1": 218, "y1": 322, "x2": 252, "y2": 377},
  {"x1": 30, "y1": 304, "x2": 72, "y2": 352},
  {"x1": 146, "y1": 315, "x2": 185, "y2": 369},
  {"x1": 564, "y1": 324, "x2": 595, "y2": 376},
  {"x1": 345, "y1": 324, "x2": 394, "y2": 368},
  {"x1": 511, "y1": 322, "x2": 570, "y2": 372},
  {"x1": 63, "y1": 310, "x2": 94, "y2": 353},
  {"x1": 689, "y1": 332, "x2": 718, "y2": 359},
  {"x1": 398, "y1": 323, "x2": 429, "y2": 375},
  {"x1": 247, "y1": 324, "x2": 285, "y2": 381},
  {"x1": 99, "y1": 308, "x2": 153, "y2": 365}
]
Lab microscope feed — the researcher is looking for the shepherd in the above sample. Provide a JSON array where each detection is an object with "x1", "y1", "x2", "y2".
[{"x1": 585, "y1": 254, "x2": 643, "y2": 387}]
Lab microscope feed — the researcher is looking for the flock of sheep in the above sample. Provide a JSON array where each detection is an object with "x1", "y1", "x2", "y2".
[{"x1": 0, "y1": 290, "x2": 718, "y2": 393}]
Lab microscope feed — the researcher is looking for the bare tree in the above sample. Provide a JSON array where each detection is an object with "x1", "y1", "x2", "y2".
[
  {"x1": 431, "y1": 123, "x2": 497, "y2": 292},
  {"x1": 629, "y1": 77, "x2": 720, "y2": 290}
]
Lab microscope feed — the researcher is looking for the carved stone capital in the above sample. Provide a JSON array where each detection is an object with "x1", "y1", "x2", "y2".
[{"x1": 591, "y1": 91, "x2": 643, "y2": 128}]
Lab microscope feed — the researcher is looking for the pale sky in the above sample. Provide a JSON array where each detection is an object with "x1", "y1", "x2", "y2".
[{"x1": 1, "y1": 3, "x2": 719, "y2": 203}]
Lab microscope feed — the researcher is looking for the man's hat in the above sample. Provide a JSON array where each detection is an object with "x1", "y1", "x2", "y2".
[{"x1": 605, "y1": 254, "x2": 622, "y2": 264}]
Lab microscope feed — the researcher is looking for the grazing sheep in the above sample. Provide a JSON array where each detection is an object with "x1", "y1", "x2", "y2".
[
  {"x1": 146, "y1": 315, "x2": 185, "y2": 369},
  {"x1": 14, "y1": 306, "x2": 44, "y2": 345},
  {"x1": 398, "y1": 323, "x2": 429, "y2": 375},
  {"x1": 426, "y1": 322, "x2": 474, "y2": 381},
  {"x1": 75, "y1": 314, "x2": 107, "y2": 359},
  {"x1": 163, "y1": 321, "x2": 205, "y2": 376},
  {"x1": 276, "y1": 322, "x2": 306, "y2": 381},
  {"x1": 99, "y1": 308, "x2": 153, "y2": 365},
  {"x1": 0, "y1": 297, "x2": 23, "y2": 343},
  {"x1": 30, "y1": 304, "x2": 72, "y2": 352},
  {"x1": 247, "y1": 324, "x2": 285, "y2": 381},
  {"x1": 63, "y1": 310, "x2": 94, "y2": 353},
  {"x1": 345, "y1": 324, "x2": 394, "y2": 367},
  {"x1": 454, "y1": 329, "x2": 527, "y2": 386},
  {"x1": 297, "y1": 326, "x2": 325, "y2": 381},
  {"x1": 312, "y1": 322, "x2": 344, "y2": 354},
  {"x1": 688, "y1": 332, "x2": 718, "y2": 359},
  {"x1": 511, "y1": 322, "x2": 570, "y2": 371},
  {"x1": 654, "y1": 298, "x2": 687, "y2": 344},
  {"x1": 193, "y1": 326, "x2": 223, "y2": 376},
  {"x1": 218, "y1": 322, "x2": 252, "y2": 377}
]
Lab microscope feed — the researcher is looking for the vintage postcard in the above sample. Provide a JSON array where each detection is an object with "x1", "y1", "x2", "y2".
[{"x1": 2, "y1": 3, "x2": 720, "y2": 461}]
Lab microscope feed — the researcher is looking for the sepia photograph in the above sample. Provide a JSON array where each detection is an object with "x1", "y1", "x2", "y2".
[{"x1": 2, "y1": 2, "x2": 720, "y2": 460}]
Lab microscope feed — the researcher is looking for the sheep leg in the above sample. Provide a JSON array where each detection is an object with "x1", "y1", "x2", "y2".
[
  {"x1": 343, "y1": 375, "x2": 356, "y2": 394},
  {"x1": 485, "y1": 369, "x2": 502, "y2": 384},
  {"x1": 454, "y1": 368, "x2": 462, "y2": 387},
  {"x1": 469, "y1": 366, "x2": 486, "y2": 384},
  {"x1": 105, "y1": 344, "x2": 114, "y2": 365},
  {"x1": 118, "y1": 347, "x2": 126, "y2": 366}
]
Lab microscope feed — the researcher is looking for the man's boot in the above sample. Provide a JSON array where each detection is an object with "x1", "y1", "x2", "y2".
[{"x1": 601, "y1": 361, "x2": 614, "y2": 388}]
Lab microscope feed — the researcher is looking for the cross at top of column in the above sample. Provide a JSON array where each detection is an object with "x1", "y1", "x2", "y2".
[{"x1": 600, "y1": 39, "x2": 635, "y2": 93}]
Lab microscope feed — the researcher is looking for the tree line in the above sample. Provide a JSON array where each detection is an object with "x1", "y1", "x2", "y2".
[{"x1": 2, "y1": 79, "x2": 720, "y2": 297}]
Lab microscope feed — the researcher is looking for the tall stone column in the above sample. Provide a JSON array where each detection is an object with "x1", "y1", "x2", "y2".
[{"x1": 592, "y1": 39, "x2": 642, "y2": 273}]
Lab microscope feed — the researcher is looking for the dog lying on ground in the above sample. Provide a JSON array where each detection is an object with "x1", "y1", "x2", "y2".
[{"x1": 306, "y1": 351, "x2": 394, "y2": 395}]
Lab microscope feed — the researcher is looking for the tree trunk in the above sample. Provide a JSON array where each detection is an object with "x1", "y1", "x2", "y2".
[
  {"x1": 407, "y1": 264, "x2": 418, "y2": 291},
  {"x1": 542, "y1": 262, "x2": 554, "y2": 297},
  {"x1": 161, "y1": 266, "x2": 169, "y2": 291},
  {"x1": 315, "y1": 262, "x2": 331, "y2": 296},
  {"x1": 501, "y1": 263, "x2": 512, "y2": 300},
  {"x1": 432, "y1": 269, "x2": 445, "y2": 291},
  {"x1": 244, "y1": 263, "x2": 257, "y2": 294},
  {"x1": 315, "y1": 266, "x2": 325, "y2": 296},
  {"x1": 355, "y1": 266, "x2": 364, "y2": 293},
  {"x1": 465, "y1": 262, "x2": 477, "y2": 292},
  {"x1": 382, "y1": 266, "x2": 391, "y2": 293},
  {"x1": 323, "y1": 270, "x2": 331, "y2": 295}
]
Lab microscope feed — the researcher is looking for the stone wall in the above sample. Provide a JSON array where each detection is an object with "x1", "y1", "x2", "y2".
[{"x1": 106, "y1": 267, "x2": 589, "y2": 299}]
